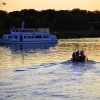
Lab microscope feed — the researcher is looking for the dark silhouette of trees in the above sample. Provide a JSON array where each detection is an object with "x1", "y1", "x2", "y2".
[
  {"x1": 40, "y1": 9, "x2": 56, "y2": 27},
  {"x1": 52, "y1": 9, "x2": 89, "y2": 30},
  {"x1": 0, "y1": 8, "x2": 100, "y2": 38}
]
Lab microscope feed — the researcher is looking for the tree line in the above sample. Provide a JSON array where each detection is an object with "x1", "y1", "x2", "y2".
[{"x1": 0, "y1": 8, "x2": 100, "y2": 38}]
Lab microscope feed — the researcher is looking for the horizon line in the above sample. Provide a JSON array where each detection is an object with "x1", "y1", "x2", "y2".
[{"x1": 1, "y1": 8, "x2": 100, "y2": 13}]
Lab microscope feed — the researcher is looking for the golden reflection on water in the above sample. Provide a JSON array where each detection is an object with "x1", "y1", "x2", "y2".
[
  {"x1": 0, "y1": 39, "x2": 100, "y2": 100},
  {"x1": 0, "y1": 38, "x2": 100, "y2": 69}
]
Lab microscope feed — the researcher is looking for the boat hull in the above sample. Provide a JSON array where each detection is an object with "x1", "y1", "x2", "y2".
[
  {"x1": 71, "y1": 57, "x2": 88, "y2": 62},
  {"x1": 0, "y1": 40, "x2": 58, "y2": 44},
  {"x1": 71, "y1": 59, "x2": 88, "y2": 62}
]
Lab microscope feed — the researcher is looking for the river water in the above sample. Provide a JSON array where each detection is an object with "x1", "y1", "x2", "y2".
[{"x1": 0, "y1": 38, "x2": 100, "y2": 100}]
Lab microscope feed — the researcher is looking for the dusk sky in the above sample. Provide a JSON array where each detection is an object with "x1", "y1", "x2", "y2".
[{"x1": 1, "y1": 0, "x2": 100, "y2": 12}]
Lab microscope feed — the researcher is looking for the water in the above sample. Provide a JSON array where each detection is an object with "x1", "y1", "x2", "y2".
[{"x1": 0, "y1": 38, "x2": 100, "y2": 100}]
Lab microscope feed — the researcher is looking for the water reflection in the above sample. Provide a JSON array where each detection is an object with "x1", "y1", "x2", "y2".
[
  {"x1": 0, "y1": 43, "x2": 57, "y2": 69},
  {"x1": 60, "y1": 60, "x2": 96, "y2": 75},
  {"x1": 0, "y1": 38, "x2": 100, "y2": 69},
  {"x1": 0, "y1": 39, "x2": 100, "y2": 100},
  {"x1": 56, "y1": 40, "x2": 100, "y2": 62},
  {"x1": 0, "y1": 43, "x2": 57, "y2": 53}
]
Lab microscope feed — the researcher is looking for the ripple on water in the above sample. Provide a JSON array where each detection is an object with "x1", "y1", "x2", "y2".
[{"x1": 0, "y1": 39, "x2": 100, "y2": 100}]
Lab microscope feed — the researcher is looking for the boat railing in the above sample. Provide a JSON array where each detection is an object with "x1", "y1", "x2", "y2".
[{"x1": 11, "y1": 28, "x2": 50, "y2": 33}]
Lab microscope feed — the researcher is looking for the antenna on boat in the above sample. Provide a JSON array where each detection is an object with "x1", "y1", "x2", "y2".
[{"x1": 22, "y1": 21, "x2": 25, "y2": 29}]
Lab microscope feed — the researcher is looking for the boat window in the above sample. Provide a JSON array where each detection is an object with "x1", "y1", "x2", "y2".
[
  {"x1": 43, "y1": 36, "x2": 49, "y2": 38},
  {"x1": 27, "y1": 36, "x2": 33, "y2": 39},
  {"x1": 32, "y1": 36, "x2": 34, "y2": 38},
  {"x1": 24, "y1": 36, "x2": 27, "y2": 38},
  {"x1": 8, "y1": 36, "x2": 12, "y2": 38},
  {"x1": 14, "y1": 36, "x2": 18, "y2": 38},
  {"x1": 35, "y1": 36, "x2": 42, "y2": 38}
]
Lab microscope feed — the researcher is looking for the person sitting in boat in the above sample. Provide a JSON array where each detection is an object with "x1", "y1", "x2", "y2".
[{"x1": 72, "y1": 49, "x2": 87, "y2": 62}]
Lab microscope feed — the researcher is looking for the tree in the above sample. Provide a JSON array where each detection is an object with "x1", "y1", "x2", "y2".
[{"x1": 0, "y1": 0, "x2": 6, "y2": 10}]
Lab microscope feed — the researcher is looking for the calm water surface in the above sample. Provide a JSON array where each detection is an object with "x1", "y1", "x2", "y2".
[{"x1": 0, "y1": 38, "x2": 100, "y2": 100}]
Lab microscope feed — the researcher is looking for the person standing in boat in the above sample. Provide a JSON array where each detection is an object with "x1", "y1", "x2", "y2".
[
  {"x1": 72, "y1": 49, "x2": 87, "y2": 62},
  {"x1": 72, "y1": 50, "x2": 80, "y2": 61},
  {"x1": 80, "y1": 50, "x2": 87, "y2": 61}
]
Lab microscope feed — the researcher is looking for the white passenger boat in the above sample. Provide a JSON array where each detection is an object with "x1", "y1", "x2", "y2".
[{"x1": 0, "y1": 22, "x2": 57, "y2": 44}]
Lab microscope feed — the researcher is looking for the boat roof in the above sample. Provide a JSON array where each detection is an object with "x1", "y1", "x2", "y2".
[
  {"x1": 12, "y1": 28, "x2": 49, "y2": 30},
  {"x1": 11, "y1": 28, "x2": 50, "y2": 33},
  {"x1": 4, "y1": 32, "x2": 51, "y2": 36}
]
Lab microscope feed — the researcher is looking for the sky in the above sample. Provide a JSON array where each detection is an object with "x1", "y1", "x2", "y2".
[{"x1": 1, "y1": 0, "x2": 100, "y2": 12}]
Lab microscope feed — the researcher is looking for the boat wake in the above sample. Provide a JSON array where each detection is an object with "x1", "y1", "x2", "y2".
[
  {"x1": 11, "y1": 60, "x2": 98, "y2": 73},
  {"x1": 0, "y1": 60, "x2": 99, "y2": 100}
]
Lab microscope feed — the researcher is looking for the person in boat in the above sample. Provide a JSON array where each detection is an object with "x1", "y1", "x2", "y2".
[{"x1": 72, "y1": 49, "x2": 87, "y2": 62}]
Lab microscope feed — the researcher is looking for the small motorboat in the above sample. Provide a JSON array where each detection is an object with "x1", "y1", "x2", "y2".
[{"x1": 71, "y1": 50, "x2": 88, "y2": 62}]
